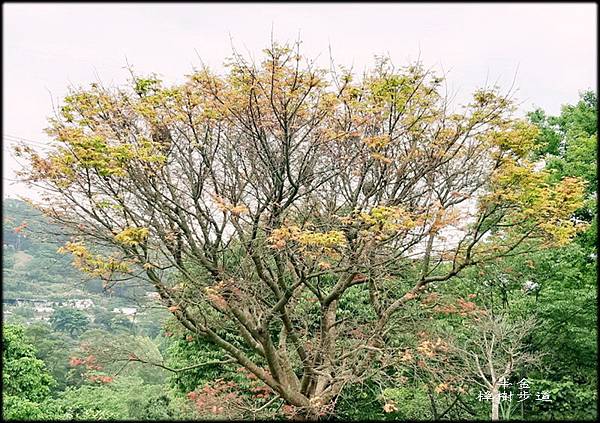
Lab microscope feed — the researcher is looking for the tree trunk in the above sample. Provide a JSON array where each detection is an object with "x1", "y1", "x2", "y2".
[{"x1": 491, "y1": 386, "x2": 500, "y2": 421}]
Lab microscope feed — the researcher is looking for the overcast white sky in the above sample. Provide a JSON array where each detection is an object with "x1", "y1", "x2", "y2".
[{"x1": 2, "y1": 2, "x2": 597, "y2": 198}]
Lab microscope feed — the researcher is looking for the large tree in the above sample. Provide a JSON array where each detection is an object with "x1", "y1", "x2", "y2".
[
  {"x1": 16, "y1": 42, "x2": 586, "y2": 417},
  {"x1": 50, "y1": 307, "x2": 90, "y2": 338}
]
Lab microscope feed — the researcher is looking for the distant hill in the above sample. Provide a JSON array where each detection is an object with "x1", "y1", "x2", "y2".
[
  {"x1": 3, "y1": 198, "x2": 167, "y2": 337},
  {"x1": 2, "y1": 198, "x2": 149, "y2": 302}
]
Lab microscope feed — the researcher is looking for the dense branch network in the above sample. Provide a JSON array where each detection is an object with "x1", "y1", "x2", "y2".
[{"x1": 16, "y1": 41, "x2": 586, "y2": 416}]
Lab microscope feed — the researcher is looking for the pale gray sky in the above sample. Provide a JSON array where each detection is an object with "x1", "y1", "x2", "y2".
[{"x1": 3, "y1": 2, "x2": 597, "y2": 198}]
